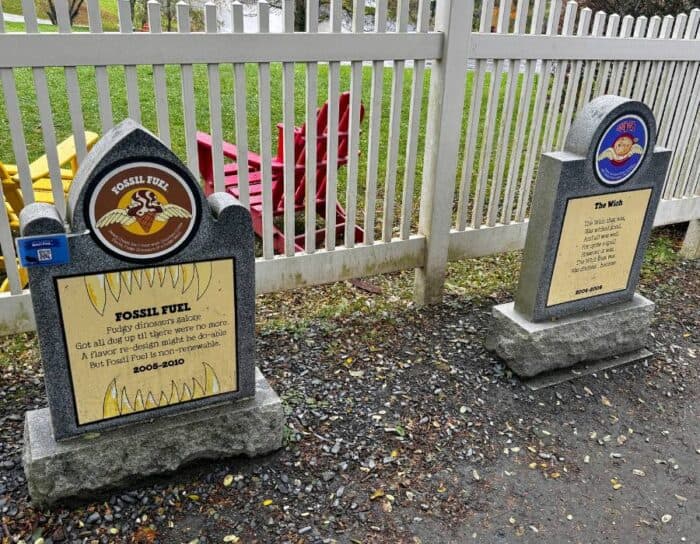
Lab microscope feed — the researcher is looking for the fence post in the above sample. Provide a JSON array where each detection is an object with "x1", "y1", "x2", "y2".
[
  {"x1": 680, "y1": 219, "x2": 700, "y2": 259},
  {"x1": 414, "y1": 0, "x2": 473, "y2": 305}
]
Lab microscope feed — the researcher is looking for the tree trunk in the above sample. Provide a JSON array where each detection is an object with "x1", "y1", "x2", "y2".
[
  {"x1": 45, "y1": 0, "x2": 86, "y2": 25},
  {"x1": 295, "y1": 0, "x2": 306, "y2": 31}
]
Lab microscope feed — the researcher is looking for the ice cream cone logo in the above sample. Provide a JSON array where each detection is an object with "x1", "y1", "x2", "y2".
[
  {"x1": 88, "y1": 162, "x2": 199, "y2": 260},
  {"x1": 96, "y1": 188, "x2": 191, "y2": 234}
]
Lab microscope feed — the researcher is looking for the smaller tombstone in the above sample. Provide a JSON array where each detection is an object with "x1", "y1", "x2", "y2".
[
  {"x1": 21, "y1": 120, "x2": 284, "y2": 506},
  {"x1": 487, "y1": 96, "x2": 671, "y2": 379}
]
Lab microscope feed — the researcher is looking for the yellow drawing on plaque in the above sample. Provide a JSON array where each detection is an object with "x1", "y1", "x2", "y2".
[
  {"x1": 102, "y1": 362, "x2": 221, "y2": 418},
  {"x1": 84, "y1": 261, "x2": 213, "y2": 315}
]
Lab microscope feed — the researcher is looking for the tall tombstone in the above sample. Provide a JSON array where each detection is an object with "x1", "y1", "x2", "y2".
[
  {"x1": 487, "y1": 96, "x2": 671, "y2": 379},
  {"x1": 20, "y1": 120, "x2": 284, "y2": 506}
]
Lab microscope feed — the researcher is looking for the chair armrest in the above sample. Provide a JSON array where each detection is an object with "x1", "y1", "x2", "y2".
[{"x1": 12, "y1": 131, "x2": 99, "y2": 182}]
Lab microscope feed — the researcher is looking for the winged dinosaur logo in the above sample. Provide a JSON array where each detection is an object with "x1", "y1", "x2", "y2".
[{"x1": 96, "y1": 188, "x2": 191, "y2": 234}]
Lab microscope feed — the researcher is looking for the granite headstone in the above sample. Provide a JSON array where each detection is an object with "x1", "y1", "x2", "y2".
[
  {"x1": 21, "y1": 120, "x2": 284, "y2": 505},
  {"x1": 487, "y1": 96, "x2": 671, "y2": 378}
]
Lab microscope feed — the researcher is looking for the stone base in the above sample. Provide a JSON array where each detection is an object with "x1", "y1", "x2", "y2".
[
  {"x1": 486, "y1": 293, "x2": 654, "y2": 378},
  {"x1": 23, "y1": 368, "x2": 284, "y2": 507}
]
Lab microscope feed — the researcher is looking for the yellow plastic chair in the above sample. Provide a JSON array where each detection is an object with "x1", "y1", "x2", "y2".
[
  {"x1": 2, "y1": 132, "x2": 99, "y2": 230},
  {"x1": 1, "y1": 132, "x2": 99, "y2": 292}
]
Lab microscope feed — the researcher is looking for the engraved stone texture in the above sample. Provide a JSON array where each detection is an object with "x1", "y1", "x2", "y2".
[
  {"x1": 486, "y1": 294, "x2": 654, "y2": 377},
  {"x1": 23, "y1": 368, "x2": 283, "y2": 507}
]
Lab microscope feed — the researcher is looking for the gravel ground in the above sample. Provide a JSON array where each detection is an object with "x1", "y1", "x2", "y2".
[{"x1": 0, "y1": 229, "x2": 698, "y2": 544}]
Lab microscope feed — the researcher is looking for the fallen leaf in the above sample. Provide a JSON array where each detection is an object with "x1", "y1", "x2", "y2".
[
  {"x1": 370, "y1": 489, "x2": 385, "y2": 500},
  {"x1": 611, "y1": 478, "x2": 622, "y2": 490},
  {"x1": 601, "y1": 396, "x2": 612, "y2": 407},
  {"x1": 262, "y1": 499, "x2": 274, "y2": 506},
  {"x1": 223, "y1": 474, "x2": 234, "y2": 487}
]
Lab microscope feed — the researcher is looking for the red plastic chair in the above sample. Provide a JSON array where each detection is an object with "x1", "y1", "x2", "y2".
[{"x1": 197, "y1": 92, "x2": 365, "y2": 254}]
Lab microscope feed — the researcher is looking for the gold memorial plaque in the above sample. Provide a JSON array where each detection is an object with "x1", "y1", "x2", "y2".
[
  {"x1": 56, "y1": 258, "x2": 237, "y2": 425},
  {"x1": 547, "y1": 189, "x2": 651, "y2": 307}
]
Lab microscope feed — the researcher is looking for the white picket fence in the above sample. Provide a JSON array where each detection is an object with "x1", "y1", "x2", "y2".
[{"x1": 0, "y1": 0, "x2": 698, "y2": 333}]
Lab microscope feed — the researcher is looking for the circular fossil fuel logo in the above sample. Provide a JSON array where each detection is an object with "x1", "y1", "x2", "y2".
[{"x1": 88, "y1": 162, "x2": 198, "y2": 261}]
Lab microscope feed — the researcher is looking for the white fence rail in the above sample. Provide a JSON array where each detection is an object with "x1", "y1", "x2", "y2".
[{"x1": 0, "y1": 0, "x2": 699, "y2": 332}]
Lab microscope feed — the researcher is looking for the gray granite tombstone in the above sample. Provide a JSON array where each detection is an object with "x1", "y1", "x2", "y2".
[
  {"x1": 21, "y1": 119, "x2": 284, "y2": 506},
  {"x1": 487, "y1": 96, "x2": 671, "y2": 378}
]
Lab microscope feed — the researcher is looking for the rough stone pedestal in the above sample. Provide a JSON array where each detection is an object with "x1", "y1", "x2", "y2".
[
  {"x1": 23, "y1": 369, "x2": 284, "y2": 507},
  {"x1": 486, "y1": 293, "x2": 654, "y2": 378}
]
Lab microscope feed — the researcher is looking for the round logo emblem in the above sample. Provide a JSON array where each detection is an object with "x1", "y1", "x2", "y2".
[
  {"x1": 595, "y1": 114, "x2": 648, "y2": 185},
  {"x1": 88, "y1": 162, "x2": 198, "y2": 260}
]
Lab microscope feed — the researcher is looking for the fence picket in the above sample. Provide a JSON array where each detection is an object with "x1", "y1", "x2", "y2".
[
  {"x1": 282, "y1": 0, "x2": 296, "y2": 256},
  {"x1": 558, "y1": 7, "x2": 592, "y2": 150},
  {"x1": 593, "y1": 14, "x2": 620, "y2": 97},
  {"x1": 205, "y1": 3, "x2": 225, "y2": 194},
  {"x1": 177, "y1": 2, "x2": 199, "y2": 178},
  {"x1": 0, "y1": 0, "x2": 21, "y2": 294},
  {"x1": 0, "y1": 37, "x2": 32, "y2": 203},
  {"x1": 486, "y1": 0, "x2": 528, "y2": 227},
  {"x1": 643, "y1": 16, "x2": 674, "y2": 106},
  {"x1": 632, "y1": 16, "x2": 661, "y2": 101},
  {"x1": 608, "y1": 15, "x2": 634, "y2": 93},
  {"x1": 324, "y1": 0, "x2": 342, "y2": 251},
  {"x1": 657, "y1": 14, "x2": 689, "y2": 149},
  {"x1": 652, "y1": 16, "x2": 681, "y2": 118},
  {"x1": 662, "y1": 12, "x2": 699, "y2": 151},
  {"x1": 542, "y1": 2, "x2": 577, "y2": 154},
  {"x1": 381, "y1": 0, "x2": 409, "y2": 241},
  {"x1": 21, "y1": 0, "x2": 63, "y2": 214},
  {"x1": 472, "y1": 0, "x2": 512, "y2": 229},
  {"x1": 576, "y1": 11, "x2": 606, "y2": 112},
  {"x1": 117, "y1": 0, "x2": 141, "y2": 124},
  {"x1": 232, "y1": 2, "x2": 250, "y2": 209},
  {"x1": 304, "y1": 0, "x2": 319, "y2": 252},
  {"x1": 516, "y1": 0, "x2": 562, "y2": 221},
  {"x1": 620, "y1": 16, "x2": 647, "y2": 97},
  {"x1": 399, "y1": 0, "x2": 429, "y2": 239},
  {"x1": 56, "y1": 0, "x2": 88, "y2": 161},
  {"x1": 344, "y1": 0, "x2": 364, "y2": 247},
  {"x1": 502, "y1": 0, "x2": 546, "y2": 225},
  {"x1": 148, "y1": 1, "x2": 171, "y2": 147},
  {"x1": 87, "y1": 0, "x2": 114, "y2": 132},
  {"x1": 363, "y1": 0, "x2": 387, "y2": 245},
  {"x1": 257, "y1": 1, "x2": 275, "y2": 259},
  {"x1": 455, "y1": 0, "x2": 493, "y2": 231},
  {"x1": 666, "y1": 11, "x2": 700, "y2": 198}
]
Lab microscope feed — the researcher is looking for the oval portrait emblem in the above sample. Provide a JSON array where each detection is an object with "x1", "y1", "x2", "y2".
[
  {"x1": 88, "y1": 162, "x2": 198, "y2": 260},
  {"x1": 595, "y1": 114, "x2": 648, "y2": 186}
]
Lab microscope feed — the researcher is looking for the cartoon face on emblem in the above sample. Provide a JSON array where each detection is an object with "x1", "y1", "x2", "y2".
[{"x1": 595, "y1": 114, "x2": 648, "y2": 185}]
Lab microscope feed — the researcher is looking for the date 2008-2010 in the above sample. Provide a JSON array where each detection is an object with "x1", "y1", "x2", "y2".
[{"x1": 133, "y1": 358, "x2": 185, "y2": 374}]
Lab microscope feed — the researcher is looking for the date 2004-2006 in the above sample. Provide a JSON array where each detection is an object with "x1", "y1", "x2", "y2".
[{"x1": 133, "y1": 358, "x2": 185, "y2": 374}]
